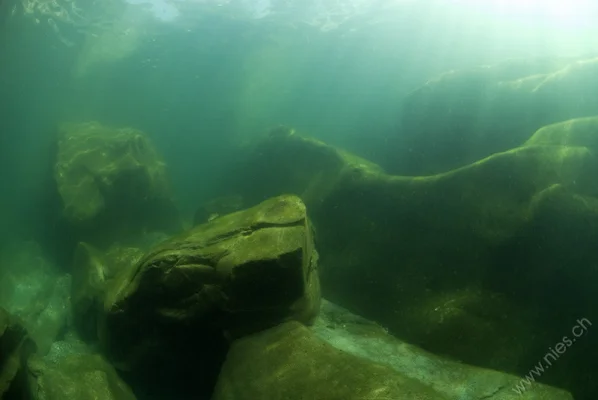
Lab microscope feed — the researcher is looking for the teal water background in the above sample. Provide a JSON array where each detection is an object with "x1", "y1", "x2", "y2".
[{"x1": 1, "y1": 0, "x2": 598, "y2": 242}]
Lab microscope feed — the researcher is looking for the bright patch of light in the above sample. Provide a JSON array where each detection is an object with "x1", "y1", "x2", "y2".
[
  {"x1": 450, "y1": 0, "x2": 597, "y2": 29},
  {"x1": 127, "y1": 0, "x2": 180, "y2": 22}
]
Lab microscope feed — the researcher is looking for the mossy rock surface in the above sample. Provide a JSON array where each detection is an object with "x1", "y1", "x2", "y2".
[{"x1": 54, "y1": 121, "x2": 180, "y2": 245}]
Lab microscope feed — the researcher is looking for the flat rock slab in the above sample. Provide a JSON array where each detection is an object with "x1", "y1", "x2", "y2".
[
  {"x1": 313, "y1": 300, "x2": 573, "y2": 400},
  {"x1": 213, "y1": 320, "x2": 449, "y2": 400},
  {"x1": 214, "y1": 300, "x2": 573, "y2": 400}
]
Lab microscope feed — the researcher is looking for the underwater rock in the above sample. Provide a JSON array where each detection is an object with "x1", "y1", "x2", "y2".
[
  {"x1": 397, "y1": 56, "x2": 598, "y2": 174},
  {"x1": 217, "y1": 129, "x2": 598, "y2": 398},
  {"x1": 98, "y1": 195, "x2": 320, "y2": 396},
  {"x1": 312, "y1": 300, "x2": 573, "y2": 400},
  {"x1": 26, "y1": 336, "x2": 136, "y2": 400},
  {"x1": 0, "y1": 308, "x2": 35, "y2": 399},
  {"x1": 54, "y1": 121, "x2": 180, "y2": 245},
  {"x1": 213, "y1": 320, "x2": 447, "y2": 400},
  {"x1": 0, "y1": 241, "x2": 71, "y2": 355},
  {"x1": 213, "y1": 300, "x2": 572, "y2": 400}
]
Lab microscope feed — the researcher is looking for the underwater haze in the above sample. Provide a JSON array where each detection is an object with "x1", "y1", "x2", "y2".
[{"x1": 1, "y1": 0, "x2": 598, "y2": 399}]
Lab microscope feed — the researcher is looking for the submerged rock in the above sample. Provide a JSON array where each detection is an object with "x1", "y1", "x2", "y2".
[
  {"x1": 313, "y1": 300, "x2": 573, "y2": 400},
  {"x1": 98, "y1": 195, "x2": 320, "y2": 397},
  {"x1": 216, "y1": 127, "x2": 598, "y2": 398},
  {"x1": 213, "y1": 320, "x2": 447, "y2": 400},
  {"x1": 54, "y1": 121, "x2": 180, "y2": 245},
  {"x1": 26, "y1": 335, "x2": 136, "y2": 400},
  {"x1": 397, "y1": 56, "x2": 598, "y2": 174},
  {"x1": 214, "y1": 300, "x2": 572, "y2": 400}
]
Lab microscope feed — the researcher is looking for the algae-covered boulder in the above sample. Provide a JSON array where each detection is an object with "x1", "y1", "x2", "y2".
[
  {"x1": 397, "y1": 56, "x2": 598, "y2": 174},
  {"x1": 26, "y1": 337, "x2": 136, "y2": 400},
  {"x1": 213, "y1": 320, "x2": 448, "y2": 400},
  {"x1": 0, "y1": 308, "x2": 35, "y2": 399},
  {"x1": 98, "y1": 195, "x2": 320, "y2": 397},
  {"x1": 215, "y1": 128, "x2": 598, "y2": 399},
  {"x1": 54, "y1": 121, "x2": 180, "y2": 244}
]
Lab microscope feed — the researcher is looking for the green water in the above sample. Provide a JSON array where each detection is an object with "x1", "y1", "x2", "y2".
[{"x1": 1, "y1": 0, "x2": 598, "y2": 399}]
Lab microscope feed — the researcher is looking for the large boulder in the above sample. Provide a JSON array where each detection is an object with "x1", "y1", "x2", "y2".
[
  {"x1": 54, "y1": 121, "x2": 180, "y2": 246},
  {"x1": 396, "y1": 56, "x2": 598, "y2": 174},
  {"x1": 213, "y1": 300, "x2": 573, "y2": 400},
  {"x1": 97, "y1": 194, "x2": 320, "y2": 398},
  {"x1": 212, "y1": 126, "x2": 598, "y2": 399}
]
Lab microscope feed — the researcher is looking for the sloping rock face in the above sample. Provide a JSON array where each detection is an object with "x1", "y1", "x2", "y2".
[
  {"x1": 213, "y1": 122, "x2": 598, "y2": 399},
  {"x1": 314, "y1": 299, "x2": 572, "y2": 400},
  {"x1": 54, "y1": 121, "x2": 180, "y2": 245},
  {"x1": 396, "y1": 57, "x2": 598, "y2": 174},
  {"x1": 213, "y1": 300, "x2": 573, "y2": 400},
  {"x1": 96, "y1": 195, "x2": 320, "y2": 398},
  {"x1": 213, "y1": 321, "x2": 448, "y2": 400}
]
